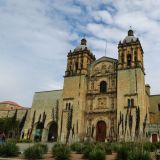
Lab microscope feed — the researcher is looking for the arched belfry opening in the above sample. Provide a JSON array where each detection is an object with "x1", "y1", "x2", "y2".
[{"x1": 127, "y1": 54, "x2": 132, "y2": 67}]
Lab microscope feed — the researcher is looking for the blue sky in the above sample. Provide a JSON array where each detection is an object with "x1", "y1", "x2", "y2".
[{"x1": 0, "y1": 0, "x2": 160, "y2": 107}]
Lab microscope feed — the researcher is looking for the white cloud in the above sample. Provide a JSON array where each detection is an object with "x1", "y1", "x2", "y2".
[
  {"x1": 0, "y1": 0, "x2": 74, "y2": 107},
  {"x1": 87, "y1": 23, "x2": 125, "y2": 42},
  {"x1": 92, "y1": 10, "x2": 113, "y2": 24}
]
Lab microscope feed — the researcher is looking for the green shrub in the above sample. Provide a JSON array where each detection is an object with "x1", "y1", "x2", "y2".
[
  {"x1": 52, "y1": 144, "x2": 70, "y2": 160},
  {"x1": 128, "y1": 149, "x2": 151, "y2": 160},
  {"x1": 70, "y1": 143, "x2": 84, "y2": 153},
  {"x1": 24, "y1": 145, "x2": 43, "y2": 159},
  {"x1": 95, "y1": 143, "x2": 112, "y2": 155},
  {"x1": 155, "y1": 142, "x2": 160, "y2": 149},
  {"x1": 0, "y1": 144, "x2": 4, "y2": 156},
  {"x1": 70, "y1": 143, "x2": 78, "y2": 151},
  {"x1": 95, "y1": 143, "x2": 105, "y2": 151},
  {"x1": 82, "y1": 143, "x2": 94, "y2": 159},
  {"x1": 34, "y1": 143, "x2": 48, "y2": 154},
  {"x1": 143, "y1": 142, "x2": 156, "y2": 152},
  {"x1": 104, "y1": 143, "x2": 112, "y2": 155},
  {"x1": 89, "y1": 148, "x2": 105, "y2": 160},
  {"x1": 111, "y1": 143, "x2": 120, "y2": 152},
  {"x1": 52, "y1": 143, "x2": 64, "y2": 157},
  {"x1": 116, "y1": 144, "x2": 129, "y2": 160},
  {"x1": 0, "y1": 142, "x2": 19, "y2": 157}
]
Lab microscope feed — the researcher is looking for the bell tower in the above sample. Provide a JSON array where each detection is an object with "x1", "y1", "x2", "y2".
[
  {"x1": 118, "y1": 29, "x2": 144, "y2": 71},
  {"x1": 65, "y1": 38, "x2": 95, "y2": 77},
  {"x1": 117, "y1": 29, "x2": 149, "y2": 141},
  {"x1": 59, "y1": 38, "x2": 95, "y2": 143}
]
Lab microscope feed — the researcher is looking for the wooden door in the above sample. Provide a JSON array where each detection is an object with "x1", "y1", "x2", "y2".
[
  {"x1": 96, "y1": 121, "x2": 106, "y2": 142},
  {"x1": 152, "y1": 134, "x2": 158, "y2": 143}
]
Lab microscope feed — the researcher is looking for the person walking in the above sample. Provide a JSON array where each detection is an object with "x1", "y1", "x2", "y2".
[
  {"x1": 0, "y1": 131, "x2": 2, "y2": 144},
  {"x1": 2, "y1": 132, "x2": 5, "y2": 143}
]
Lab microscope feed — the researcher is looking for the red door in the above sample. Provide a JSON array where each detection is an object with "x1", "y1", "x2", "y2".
[
  {"x1": 96, "y1": 121, "x2": 106, "y2": 142},
  {"x1": 152, "y1": 134, "x2": 158, "y2": 143}
]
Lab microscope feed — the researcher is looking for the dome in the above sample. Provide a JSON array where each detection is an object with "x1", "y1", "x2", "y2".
[
  {"x1": 74, "y1": 38, "x2": 91, "y2": 52},
  {"x1": 74, "y1": 44, "x2": 87, "y2": 51},
  {"x1": 123, "y1": 29, "x2": 137, "y2": 43}
]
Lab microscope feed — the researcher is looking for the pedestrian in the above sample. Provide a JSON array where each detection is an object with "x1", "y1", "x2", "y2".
[
  {"x1": 0, "y1": 131, "x2": 2, "y2": 144},
  {"x1": 2, "y1": 132, "x2": 5, "y2": 143},
  {"x1": 51, "y1": 135, "x2": 54, "y2": 142}
]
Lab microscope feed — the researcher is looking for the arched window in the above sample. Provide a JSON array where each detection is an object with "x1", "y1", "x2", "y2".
[
  {"x1": 100, "y1": 81, "x2": 107, "y2": 93},
  {"x1": 128, "y1": 99, "x2": 131, "y2": 107},
  {"x1": 127, "y1": 54, "x2": 132, "y2": 66},
  {"x1": 68, "y1": 103, "x2": 71, "y2": 110},
  {"x1": 134, "y1": 51, "x2": 137, "y2": 62},
  {"x1": 131, "y1": 99, "x2": 134, "y2": 106},
  {"x1": 158, "y1": 104, "x2": 160, "y2": 111},
  {"x1": 75, "y1": 61, "x2": 78, "y2": 70},
  {"x1": 128, "y1": 99, "x2": 134, "y2": 107},
  {"x1": 66, "y1": 103, "x2": 68, "y2": 110},
  {"x1": 121, "y1": 53, "x2": 124, "y2": 63}
]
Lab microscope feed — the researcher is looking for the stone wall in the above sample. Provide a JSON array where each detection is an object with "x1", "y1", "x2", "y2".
[
  {"x1": 23, "y1": 90, "x2": 62, "y2": 142},
  {"x1": 149, "y1": 94, "x2": 160, "y2": 123}
]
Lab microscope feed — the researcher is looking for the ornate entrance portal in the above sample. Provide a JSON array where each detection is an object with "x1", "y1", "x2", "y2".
[
  {"x1": 48, "y1": 121, "x2": 58, "y2": 142},
  {"x1": 96, "y1": 121, "x2": 106, "y2": 142}
]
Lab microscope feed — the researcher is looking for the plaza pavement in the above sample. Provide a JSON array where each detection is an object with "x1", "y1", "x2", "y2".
[{"x1": 17, "y1": 142, "x2": 55, "y2": 153}]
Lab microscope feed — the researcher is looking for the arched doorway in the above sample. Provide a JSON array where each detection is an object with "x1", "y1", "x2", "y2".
[
  {"x1": 48, "y1": 121, "x2": 58, "y2": 142},
  {"x1": 34, "y1": 122, "x2": 43, "y2": 142},
  {"x1": 96, "y1": 121, "x2": 106, "y2": 142}
]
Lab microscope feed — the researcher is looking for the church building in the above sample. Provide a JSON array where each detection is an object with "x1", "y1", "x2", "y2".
[{"x1": 23, "y1": 29, "x2": 160, "y2": 143}]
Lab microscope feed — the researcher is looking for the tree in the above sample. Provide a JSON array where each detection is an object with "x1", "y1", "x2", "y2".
[{"x1": 19, "y1": 110, "x2": 28, "y2": 133}]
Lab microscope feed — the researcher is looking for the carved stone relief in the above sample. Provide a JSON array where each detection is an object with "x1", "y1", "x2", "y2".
[{"x1": 98, "y1": 98, "x2": 107, "y2": 108}]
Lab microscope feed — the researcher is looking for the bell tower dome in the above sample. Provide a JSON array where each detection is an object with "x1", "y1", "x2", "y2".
[
  {"x1": 65, "y1": 38, "x2": 95, "y2": 77},
  {"x1": 118, "y1": 29, "x2": 144, "y2": 72}
]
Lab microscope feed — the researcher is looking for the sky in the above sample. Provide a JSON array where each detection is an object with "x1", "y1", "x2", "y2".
[{"x1": 0, "y1": 0, "x2": 160, "y2": 107}]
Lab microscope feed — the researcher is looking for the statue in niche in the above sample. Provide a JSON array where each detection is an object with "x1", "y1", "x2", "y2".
[
  {"x1": 94, "y1": 67, "x2": 99, "y2": 74},
  {"x1": 89, "y1": 104, "x2": 93, "y2": 110},
  {"x1": 108, "y1": 65, "x2": 113, "y2": 72},
  {"x1": 87, "y1": 120, "x2": 92, "y2": 137},
  {"x1": 91, "y1": 124, "x2": 95, "y2": 137},
  {"x1": 111, "y1": 80, "x2": 115, "y2": 87},
  {"x1": 101, "y1": 64, "x2": 106, "y2": 74},
  {"x1": 98, "y1": 98, "x2": 102, "y2": 108},
  {"x1": 102, "y1": 64, "x2": 106, "y2": 70}
]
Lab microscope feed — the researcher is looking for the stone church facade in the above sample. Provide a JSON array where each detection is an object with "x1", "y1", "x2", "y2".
[{"x1": 23, "y1": 29, "x2": 160, "y2": 143}]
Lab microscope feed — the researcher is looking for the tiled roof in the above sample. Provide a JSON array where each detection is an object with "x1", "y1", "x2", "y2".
[{"x1": 0, "y1": 101, "x2": 27, "y2": 110}]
